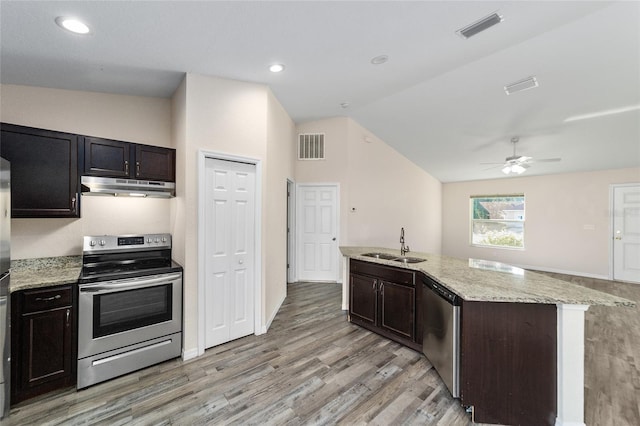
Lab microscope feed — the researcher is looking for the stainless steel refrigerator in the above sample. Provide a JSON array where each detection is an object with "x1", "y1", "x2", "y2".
[{"x1": 0, "y1": 157, "x2": 10, "y2": 419}]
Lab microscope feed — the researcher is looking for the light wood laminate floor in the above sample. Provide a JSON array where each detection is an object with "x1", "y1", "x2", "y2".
[{"x1": 7, "y1": 276, "x2": 640, "y2": 426}]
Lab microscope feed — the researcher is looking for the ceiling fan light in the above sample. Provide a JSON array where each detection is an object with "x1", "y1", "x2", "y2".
[
  {"x1": 502, "y1": 164, "x2": 527, "y2": 175},
  {"x1": 55, "y1": 16, "x2": 90, "y2": 34}
]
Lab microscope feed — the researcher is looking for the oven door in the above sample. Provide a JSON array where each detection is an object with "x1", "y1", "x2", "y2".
[{"x1": 78, "y1": 272, "x2": 182, "y2": 359}]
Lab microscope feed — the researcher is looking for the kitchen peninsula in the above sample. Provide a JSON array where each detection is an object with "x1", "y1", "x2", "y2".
[{"x1": 340, "y1": 247, "x2": 634, "y2": 426}]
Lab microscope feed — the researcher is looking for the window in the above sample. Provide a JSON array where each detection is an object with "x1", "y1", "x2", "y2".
[{"x1": 471, "y1": 194, "x2": 525, "y2": 249}]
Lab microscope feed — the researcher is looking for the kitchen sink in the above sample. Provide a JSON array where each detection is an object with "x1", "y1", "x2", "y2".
[
  {"x1": 393, "y1": 256, "x2": 426, "y2": 264},
  {"x1": 361, "y1": 253, "x2": 426, "y2": 263},
  {"x1": 362, "y1": 252, "x2": 397, "y2": 260}
]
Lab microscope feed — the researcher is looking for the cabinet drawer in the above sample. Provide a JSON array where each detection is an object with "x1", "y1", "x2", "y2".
[
  {"x1": 350, "y1": 259, "x2": 415, "y2": 285},
  {"x1": 22, "y1": 286, "x2": 72, "y2": 313}
]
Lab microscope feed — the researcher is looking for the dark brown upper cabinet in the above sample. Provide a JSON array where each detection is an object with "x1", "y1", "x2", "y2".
[
  {"x1": 0, "y1": 123, "x2": 80, "y2": 218},
  {"x1": 83, "y1": 136, "x2": 175, "y2": 182}
]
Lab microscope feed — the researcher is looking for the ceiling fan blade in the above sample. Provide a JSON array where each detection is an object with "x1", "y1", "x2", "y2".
[
  {"x1": 482, "y1": 164, "x2": 504, "y2": 171},
  {"x1": 534, "y1": 157, "x2": 562, "y2": 163},
  {"x1": 479, "y1": 162, "x2": 505, "y2": 165}
]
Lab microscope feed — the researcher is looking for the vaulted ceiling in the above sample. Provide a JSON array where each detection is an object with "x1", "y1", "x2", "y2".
[{"x1": 1, "y1": 1, "x2": 638, "y2": 182}]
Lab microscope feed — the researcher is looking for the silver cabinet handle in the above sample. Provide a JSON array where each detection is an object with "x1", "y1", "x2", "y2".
[
  {"x1": 66, "y1": 308, "x2": 70, "y2": 327},
  {"x1": 71, "y1": 196, "x2": 76, "y2": 211},
  {"x1": 136, "y1": 161, "x2": 140, "y2": 176},
  {"x1": 35, "y1": 294, "x2": 61, "y2": 302},
  {"x1": 125, "y1": 160, "x2": 129, "y2": 175}
]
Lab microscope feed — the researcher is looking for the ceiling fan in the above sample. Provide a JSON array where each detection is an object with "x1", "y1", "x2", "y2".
[{"x1": 482, "y1": 137, "x2": 561, "y2": 175}]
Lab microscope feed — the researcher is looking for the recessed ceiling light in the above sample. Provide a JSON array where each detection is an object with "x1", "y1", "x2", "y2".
[
  {"x1": 340, "y1": 102, "x2": 350, "y2": 109},
  {"x1": 269, "y1": 64, "x2": 285, "y2": 73},
  {"x1": 55, "y1": 16, "x2": 90, "y2": 34},
  {"x1": 371, "y1": 55, "x2": 389, "y2": 65},
  {"x1": 456, "y1": 12, "x2": 503, "y2": 39},
  {"x1": 504, "y1": 76, "x2": 538, "y2": 95}
]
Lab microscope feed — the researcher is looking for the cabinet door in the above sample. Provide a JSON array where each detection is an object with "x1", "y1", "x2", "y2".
[
  {"x1": 15, "y1": 307, "x2": 73, "y2": 403},
  {"x1": 0, "y1": 124, "x2": 79, "y2": 218},
  {"x1": 379, "y1": 281, "x2": 415, "y2": 340},
  {"x1": 349, "y1": 274, "x2": 377, "y2": 326},
  {"x1": 20, "y1": 308, "x2": 72, "y2": 387},
  {"x1": 135, "y1": 144, "x2": 175, "y2": 181},
  {"x1": 83, "y1": 136, "x2": 132, "y2": 178}
]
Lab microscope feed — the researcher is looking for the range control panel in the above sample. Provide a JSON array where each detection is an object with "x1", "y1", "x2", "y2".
[{"x1": 83, "y1": 233, "x2": 171, "y2": 253}]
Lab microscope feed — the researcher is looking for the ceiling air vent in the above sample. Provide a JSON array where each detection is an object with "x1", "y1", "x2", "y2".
[
  {"x1": 504, "y1": 76, "x2": 539, "y2": 95},
  {"x1": 456, "y1": 12, "x2": 503, "y2": 39},
  {"x1": 298, "y1": 133, "x2": 325, "y2": 160}
]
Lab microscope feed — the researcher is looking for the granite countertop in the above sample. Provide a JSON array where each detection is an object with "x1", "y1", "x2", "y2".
[
  {"x1": 341, "y1": 246, "x2": 635, "y2": 307},
  {"x1": 10, "y1": 256, "x2": 82, "y2": 293}
]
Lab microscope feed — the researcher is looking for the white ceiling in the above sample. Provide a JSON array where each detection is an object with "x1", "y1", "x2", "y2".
[{"x1": 1, "y1": 1, "x2": 639, "y2": 182}]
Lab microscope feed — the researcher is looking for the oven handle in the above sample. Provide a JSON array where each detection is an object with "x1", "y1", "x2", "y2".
[{"x1": 79, "y1": 272, "x2": 182, "y2": 293}]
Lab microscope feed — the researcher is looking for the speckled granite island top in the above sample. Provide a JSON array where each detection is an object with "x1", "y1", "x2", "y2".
[
  {"x1": 10, "y1": 256, "x2": 82, "y2": 293},
  {"x1": 341, "y1": 247, "x2": 635, "y2": 307}
]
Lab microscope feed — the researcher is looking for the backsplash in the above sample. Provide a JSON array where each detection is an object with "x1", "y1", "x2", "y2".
[{"x1": 11, "y1": 196, "x2": 171, "y2": 259}]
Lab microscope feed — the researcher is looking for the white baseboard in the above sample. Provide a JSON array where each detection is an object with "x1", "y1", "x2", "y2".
[
  {"x1": 182, "y1": 347, "x2": 199, "y2": 361},
  {"x1": 513, "y1": 263, "x2": 609, "y2": 281},
  {"x1": 260, "y1": 291, "x2": 286, "y2": 334}
]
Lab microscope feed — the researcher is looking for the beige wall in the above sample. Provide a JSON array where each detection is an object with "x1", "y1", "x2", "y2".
[
  {"x1": 442, "y1": 167, "x2": 640, "y2": 278},
  {"x1": 265, "y1": 90, "x2": 296, "y2": 323},
  {"x1": 173, "y1": 74, "x2": 294, "y2": 355},
  {"x1": 0, "y1": 84, "x2": 172, "y2": 259},
  {"x1": 346, "y1": 119, "x2": 442, "y2": 253},
  {"x1": 295, "y1": 117, "x2": 442, "y2": 255},
  {"x1": 295, "y1": 117, "x2": 351, "y2": 250}
]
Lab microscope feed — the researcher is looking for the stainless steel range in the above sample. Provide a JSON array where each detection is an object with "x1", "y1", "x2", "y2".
[{"x1": 77, "y1": 233, "x2": 182, "y2": 389}]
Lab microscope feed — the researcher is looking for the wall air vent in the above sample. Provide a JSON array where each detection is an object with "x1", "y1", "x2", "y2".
[
  {"x1": 456, "y1": 12, "x2": 503, "y2": 39},
  {"x1": 504, "y1": 76, "x2": 539, "y2": 95},
  {"x1": 298, "y1": 133, "x2": 325, "y2": 160}
]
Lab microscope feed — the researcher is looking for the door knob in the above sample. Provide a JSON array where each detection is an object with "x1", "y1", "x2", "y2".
[
  {"x1": 332, "y1": 237, "x2": 336, "y2": 241},
  {"x1": 239, "y1": 259, "x2": 244, "y2": 264},
  {"x1": 615, "y1": 230, "x2": 622, "y2": 240}
]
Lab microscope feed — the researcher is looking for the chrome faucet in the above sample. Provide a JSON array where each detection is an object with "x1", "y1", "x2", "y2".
[{"x1": 400, "y1": 227, "x2": 410, "y2": 256}]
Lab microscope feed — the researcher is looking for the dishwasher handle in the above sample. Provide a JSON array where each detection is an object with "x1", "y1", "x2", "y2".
[{"x1": 422, "y1": 277, "x2": 460, "y2": 306}]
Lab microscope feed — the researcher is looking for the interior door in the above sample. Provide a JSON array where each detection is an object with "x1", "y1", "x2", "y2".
[
  {"x1": 296, "y1": 184, "x2": 339, "y2": 281},
  {"x1": 613, "y1": 184, "x2": 640, "y2": 283},
  {"x1": 205, "y1": 158, "x2": 256, "y2": 348}
]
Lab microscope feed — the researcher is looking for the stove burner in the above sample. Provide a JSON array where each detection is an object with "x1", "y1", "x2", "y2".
[{"x1": 79, "y1": 234, "x2": 179, "y2": 284}]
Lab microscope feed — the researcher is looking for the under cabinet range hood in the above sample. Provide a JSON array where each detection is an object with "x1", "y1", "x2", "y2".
[{"x1": 81, "y1": 176, "x2": 175, "y2": 198}]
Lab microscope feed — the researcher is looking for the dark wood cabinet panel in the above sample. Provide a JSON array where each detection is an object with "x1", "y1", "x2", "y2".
[
  {"x1": 0, "y1": 123, "x2": 79, "y2": 218},
  {"x1": 380, "y1": 281, "x2": 415, "y2": 341},
  {"x1": 83, "y1": 136, "x2": 175, "y2": 182},
  {"x1": 83, "y1": 136, "x2": 131, "y2": 178},
  {"x1": 20, "y1": 308, "x2": 72, "y2": 386},
  {"x1": 11, "y1": 285, "x2": 76, "y2": 404},
  {"x1": 349, "y1": 260, "x2": 418, "y2": 350},
  {"x1": 349, "y1": 273, "x2": 377, "y2": 325},
  {"x1": 135, "y1": 144, "x2": 175, "y2": 181},
  {"x1": 460, "y1": 301, "x2": 557, "y2": 426}
]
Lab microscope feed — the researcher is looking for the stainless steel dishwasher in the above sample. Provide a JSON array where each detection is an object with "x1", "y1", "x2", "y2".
[{"x1": 422, "y1": 276, "x2": 460, "y2": 398}]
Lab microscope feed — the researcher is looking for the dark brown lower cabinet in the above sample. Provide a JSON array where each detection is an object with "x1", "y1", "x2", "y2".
[
  {"x1": 11, "y1": 285, "x2": 77, "y2": 404},
  {"x1": 349, "y1": 259, "x2": 559, "y2": 426},
  {"x1": 349, "y1": 260, "x2": 420, "y2": 350},
  {"x1": 460, "y1": 301, "x2": 557, "y2": 426}
]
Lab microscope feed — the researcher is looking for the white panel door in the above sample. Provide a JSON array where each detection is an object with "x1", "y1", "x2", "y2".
[
  {"x1": 205, "y1": 158, "x2": 256, "y2": 348},
  {"x1": 613, "y1": 184, "x2": 640, "y2": 283},
  {"x1": 296, "y1": 184, "x2": 338, "y2": 281}
]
